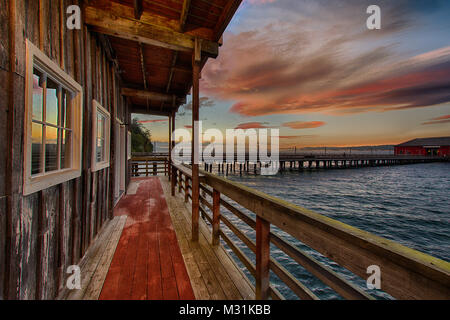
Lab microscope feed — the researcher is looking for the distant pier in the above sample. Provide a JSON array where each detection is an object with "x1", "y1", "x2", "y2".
[{"x1": 201, "y1": 154, "x2": 449, "y2": 175}]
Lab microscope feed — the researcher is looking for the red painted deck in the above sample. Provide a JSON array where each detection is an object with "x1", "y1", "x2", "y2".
[{"x1": 99, "y1": 178, "x2": 195, "y2": 300}]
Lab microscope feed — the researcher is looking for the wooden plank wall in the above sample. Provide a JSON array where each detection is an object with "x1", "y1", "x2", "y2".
[{"x1": 1, "y1": 0, "x2": 129, "y2": 299}]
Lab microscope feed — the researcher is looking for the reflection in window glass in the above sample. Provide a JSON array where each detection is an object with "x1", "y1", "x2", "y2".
[
  {"x1": 97, "y1": 137, "x2": 105, "y2": 163},
  {"x1": 61, "y1": 129, "x2": 71, "y2": 169},
  {"x1": 96, "y1": 112, "x2": 106, "y2": 163},
  {"x1": 31, "y1": 123, "x2": 43, "y2": 175},
  {"x1": 46, "y1": 78, "x2": 59, "y2": 125},
  {"x1": 45, "y1": 126, "x2": 58, "y2": 172},
  {"x1": 32, "y1": 69, "x2": 44, "y2": 121}
]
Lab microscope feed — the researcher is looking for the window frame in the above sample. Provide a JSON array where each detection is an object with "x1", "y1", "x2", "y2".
[
  {"x1": 23, "y1": 40, "x2": 83, "y2": 196},
  {"x1": 91, "y1": 100, "x2": 111, "y2": 172}
]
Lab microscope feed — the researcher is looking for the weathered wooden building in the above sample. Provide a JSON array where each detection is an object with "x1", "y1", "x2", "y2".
[
  {"x1": 1, "y1": 0, "x2": 240, "y2": 300},
  {"x1": 1, "y1": 0, "x2": 449, "y2": 301}
]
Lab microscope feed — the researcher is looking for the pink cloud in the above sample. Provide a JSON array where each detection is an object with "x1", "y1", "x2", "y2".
[{"x1": 202, "y1": 22, "x2": 450, "y2": 117}]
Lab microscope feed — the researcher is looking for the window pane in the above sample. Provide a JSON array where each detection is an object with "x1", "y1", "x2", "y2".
[
  {"x1": 96, "y1": 138, "x2": 105, "y2": 163},
  {"x1": 31, "y1": 122, "x2": 43, "y2": 175},
  {"x1": 97, "y1": 113, "x2": 105, "y2": 139},
  {"x1": 61, "y1": 89, "x2": 66, "y2": 128},
  {"x1": 61, "y1": 89, "x2": 73, "y2": 129},
  {"x1": 32, "y1": 69, "x2": 44, "y2": 121},
  {"x1": 61, "y1": 129, "x2": 71, "y2": 169},
  {"x1": 46, "y1": 78, "x2": 59, "y2": 126},
  {"x1": 45, "y1": 126, "x2": 58, "y2": 172}
]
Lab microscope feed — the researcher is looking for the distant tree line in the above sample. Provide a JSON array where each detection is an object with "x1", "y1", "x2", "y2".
[{"x1": 130, "y1": 119, "x2": 153, "y2": 153}]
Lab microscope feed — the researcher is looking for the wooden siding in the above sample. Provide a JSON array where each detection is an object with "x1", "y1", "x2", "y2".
[{"x1": 1, "y1": 0, "x2": 130, "y2": 300}]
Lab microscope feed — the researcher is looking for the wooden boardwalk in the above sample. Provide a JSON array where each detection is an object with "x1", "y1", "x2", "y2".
[{"x1": 99, "y1": 178, "x2": 195, "y2": 300}]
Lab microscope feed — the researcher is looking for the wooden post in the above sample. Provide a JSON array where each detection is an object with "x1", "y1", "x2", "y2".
[
  {"x1": 191, "y1": 38, "x2": 201, "y2": 242},
  {"x1": 185, "y1": 177, "x2": 189, "y2": 203},
  {"x1": 256, "y1": 216, "x2": 270, "y2": 300},
  {"x1": 171, "y1": 167, "x2": 176, "y2": 196},
  {"x1": 168, "y1": 113, "x2": 172, "y2": 180},
  {"x1": 212, "y1": 189, "x2": 221, "y2": 246},
  {"x1": 178, "y1": 171, "x2": 182, "y2": 194}
]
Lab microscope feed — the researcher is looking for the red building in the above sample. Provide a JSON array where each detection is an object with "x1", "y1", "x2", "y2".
[{"x1": 395, "y1": 137, "x2": 450, "y2": 156}]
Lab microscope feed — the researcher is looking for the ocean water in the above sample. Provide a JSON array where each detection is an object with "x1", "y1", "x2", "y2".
[{"x1": 214, "y1": 162, "x2": 450, "y2": 300}]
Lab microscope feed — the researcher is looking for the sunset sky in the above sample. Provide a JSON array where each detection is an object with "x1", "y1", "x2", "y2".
[{"x1": 135, "y1": 0, "x2": 450, "y2": 148}]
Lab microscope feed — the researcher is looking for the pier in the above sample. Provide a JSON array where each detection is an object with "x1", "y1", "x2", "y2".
[{"x1": 131, "y1": 154, "x2": 448, "y2": 177}]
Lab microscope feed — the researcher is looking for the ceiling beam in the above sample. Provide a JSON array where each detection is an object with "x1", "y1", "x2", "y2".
[
  {"x1": 130, "y1": 105, "x2": 173, "y2": 117},
  {"x1": 134, "y1": 0, "x2": 143, "y2": 20},
  {"x1": 139, "y1": 43, "x2": 148, "y2": 89},
  {"x1": 179, "y1": 0, "x2": 191, "y2": 32},
  {"x1": 121, "y1": 87, "x2": 186, "y2": 104},
  {"x1": 84, "y1": 5, "x2": 219, "y2": 58}
]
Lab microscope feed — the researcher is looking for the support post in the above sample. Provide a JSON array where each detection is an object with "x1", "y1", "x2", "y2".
[
  {"x1": 212, "y1": 189, "x2": 221, "y2": 246},
  {"x1": 185, "y1": 177, "x2": 189, "y2": 203},
  {"x1": 191, "y1": 38, "x2": 201, "y2": 241},
  {"x1": 256, "y1": 216, "x2": 270, "y2": 300},
  {"x1": 171, "y1": 167, "x2": 176, "y2": 196},
  {"x1": 168, "y1": 113, "x2": 172, "y2": 180}
]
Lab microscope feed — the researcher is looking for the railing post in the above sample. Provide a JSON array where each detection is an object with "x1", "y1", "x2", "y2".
[
  {"x1": 212, "y1": 189, "x2": 221, "y2": 246},
  {"x1": 153, "y1": 162, "x2": 157, "y2": 176},
  {"x1": 178, "y1": 171, "x2": 182, "y2": 193},
  {"x1": 146, "y1": 160, "x2": 149, "y2": 177},
  {"x1": 256, "y1": 216, "x2": 270, "y2": 300},
  {"x1": 185, "y1": 177, "x2": 189, "y2": 203},
  {"x1": 171, "y1": 167, "x2": 177, "y2": 197}
]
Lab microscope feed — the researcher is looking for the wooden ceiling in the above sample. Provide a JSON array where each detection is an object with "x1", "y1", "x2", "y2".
[{"x1": 83, "y1": 0, "x2": 242, "y2": 116}]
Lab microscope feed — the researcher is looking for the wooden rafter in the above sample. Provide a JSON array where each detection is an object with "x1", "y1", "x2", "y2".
[
  {"x1": 134, "y1": 0, "x2": 143, "y2": 20},
  {"x1": 213, "y1": 0, "x2": 243, "y2": 41},
  {"x1": 139, "y1": 43, "x2": 148, "y2": 89},
  {"x1": 179, "y1": 0, "x2": 191, "y2": 32},
  {"x1": 84, "y1": 5, "x2": 219, "y2": 57},
  {"x1": 161, "y1": 52, "x2": 179, "y2": 111},
  {"x1": 130, "y1": 105, "x2": 173, "y2": 116},
  {"x1": 121, "y1": 87, "x2": 186, "y2": 104}
]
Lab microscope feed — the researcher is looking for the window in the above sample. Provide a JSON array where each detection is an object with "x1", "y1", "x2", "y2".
[
  {"x1": 91, "y1": 100, "x2": 111, "y2": 171},
  {"x1": 24, "y1": 40, "x2": 83, "y2": 195}
]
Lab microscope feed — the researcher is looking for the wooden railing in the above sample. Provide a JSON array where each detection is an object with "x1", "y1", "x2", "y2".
[
  {"x1": 171, "y1": 163, "x2": 450, "y2": 300},
  {"x1": 131, "y1": 156, "x2": 169, "y2": 177}
]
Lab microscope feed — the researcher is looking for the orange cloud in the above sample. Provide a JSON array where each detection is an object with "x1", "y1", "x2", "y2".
[
  {"x1": 235, "y1": 122, "x2": 270, "y2": 129},
  {"x1": 283, "y1": 121, "x2": 326, "y2": 129}
]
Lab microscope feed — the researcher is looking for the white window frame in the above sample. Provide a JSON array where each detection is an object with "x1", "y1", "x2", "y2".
[
  {"x1": 127, "y1": 131, "x2": 132, "y2": 160},
  {"x1": 23, "y1": 40, "x2": 83, "y2": 196},
  {"x1": 91, "y1": 100, "x2": 111, "y2": 172}
]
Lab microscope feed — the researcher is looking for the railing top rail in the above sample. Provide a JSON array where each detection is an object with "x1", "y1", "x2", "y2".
[{"x1": 199, "y1": 169, "x2": 450, "y2": 299}]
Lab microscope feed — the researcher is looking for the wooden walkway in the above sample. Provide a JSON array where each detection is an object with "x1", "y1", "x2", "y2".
[{"x1": 99, "y1": 178, "x2": 195, "y2": 300}]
